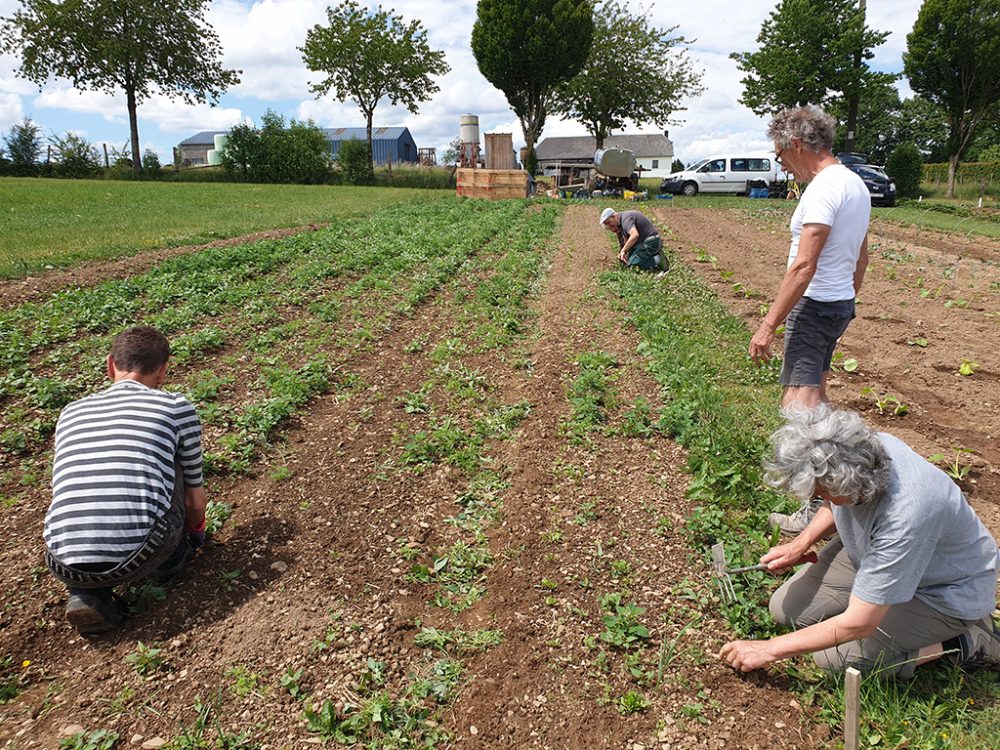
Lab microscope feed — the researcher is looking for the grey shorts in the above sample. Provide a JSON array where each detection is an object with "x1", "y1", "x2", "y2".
[{"x1": 780, "y1": 297, "x2": 855, "y2": 387}]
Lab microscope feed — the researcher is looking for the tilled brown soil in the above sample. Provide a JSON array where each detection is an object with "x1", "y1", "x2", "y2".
[
  {"x1": 0, "y1": 207, "x2": 823, "y2": 749},
  {"x1": 654, "y1": 206, "x2": 1000, "y2": 535}
]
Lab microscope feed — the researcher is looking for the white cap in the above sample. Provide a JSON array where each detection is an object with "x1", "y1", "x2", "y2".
[{"x1": 599, "y1": 207, "x2": 615, "y2": 226}]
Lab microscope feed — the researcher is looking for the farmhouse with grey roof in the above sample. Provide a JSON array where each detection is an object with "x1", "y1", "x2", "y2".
[{"x1": 535, "y1": 133, "x2": 674, "y2": 178}]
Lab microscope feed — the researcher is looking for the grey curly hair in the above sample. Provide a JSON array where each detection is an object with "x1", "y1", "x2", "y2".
[
  {"x1": 767, "y1": 105, "x2": 837, "y2": 153},
  {"x1": 764, "y1": 405, "x2": 891, "y2": 506}
]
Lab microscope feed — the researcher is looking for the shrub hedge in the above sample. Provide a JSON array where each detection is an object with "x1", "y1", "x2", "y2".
[{"x1": 922, "y1": 161, "x2": 1000, "y2": 185}]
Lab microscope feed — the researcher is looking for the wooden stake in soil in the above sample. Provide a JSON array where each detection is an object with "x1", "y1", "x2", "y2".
[{"x1": 844, "y1": 666, "x2": 861, "y2": 750}]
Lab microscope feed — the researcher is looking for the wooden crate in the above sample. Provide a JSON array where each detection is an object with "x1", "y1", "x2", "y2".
[
  {"x1": 484, "y1": 133, "x2": 515, "y2": 170},
  {"x1": 456, "y1": 168, "x2": 528, "y2": 199}
]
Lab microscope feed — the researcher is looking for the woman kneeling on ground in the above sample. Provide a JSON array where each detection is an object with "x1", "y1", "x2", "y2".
[{"x1": 720, "y1": 405, "x2": 1000, "y2": 677}]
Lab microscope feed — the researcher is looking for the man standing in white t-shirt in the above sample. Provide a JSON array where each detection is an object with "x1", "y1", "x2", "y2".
[{"x1": 748, "y1": 105, "x2": 871, "y2": 533}]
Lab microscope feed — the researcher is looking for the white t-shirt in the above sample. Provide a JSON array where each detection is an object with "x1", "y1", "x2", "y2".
[{"x1": 787, "y1": 164, "x2": 871, "y2": 301}]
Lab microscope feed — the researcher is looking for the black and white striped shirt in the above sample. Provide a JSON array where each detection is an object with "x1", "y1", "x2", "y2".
[{"x1": 43, "y1": 380, "x2": 204, "y2": 566}]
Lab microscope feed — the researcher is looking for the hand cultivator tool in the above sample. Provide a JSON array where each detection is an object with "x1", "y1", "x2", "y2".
[{"x1": 710, "y1": 542, "x2": 817, "y2": 605}]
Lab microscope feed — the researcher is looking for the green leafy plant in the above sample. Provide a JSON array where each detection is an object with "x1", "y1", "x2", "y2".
[
  {"x1": 958, "y1": 358, "x2": 978, "y2": 376},
  {"x1": 58, "y1": 729, "x2": 119, "y2": 750},
  {"x1": 599, "y1": 594, "x2": 650, "y2": 651},
  {"x1": 860, "y1": 388, "x2": 909, "y2": 416},
  {"x1": 268, "y1": 465, "x2": 292, "y2": 481},
  {"x1": 0, "y1": 655, "x2": 26, "y2": 704},
  {"x1": 204, "y1": 501, "x2": 233, "y2": 537},
  {"x1": 617, "y1": 690, "x2": 650, "y2": 715},
  {"x1": 226, "y1": 665, "x2": 263, "y2": 698},
  {"x1": 928, "y1": 448, "x2": 976, "y2": 483},
  {"x1": 907, "y1": 336, "x2": 929, "y2": 347},
  {"x1": 280, "y1": 667, "x2": 305, "y2": 700},
  {"x1": 124, "y1": 642, "x2": 164, "y2": 677}
]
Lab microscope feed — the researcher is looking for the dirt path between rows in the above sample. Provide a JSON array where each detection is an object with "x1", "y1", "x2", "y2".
[
  {"x1": 446, "y1": 206, "x2": 819, "y2": 749},
  {"x1": 654, "y1": 206, "x2": 1000, "y2": 536}
]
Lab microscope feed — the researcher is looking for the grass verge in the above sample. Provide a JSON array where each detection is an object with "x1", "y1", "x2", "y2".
[{"x1": 0, "y1": 178, "x2": 439, "y2": 277}]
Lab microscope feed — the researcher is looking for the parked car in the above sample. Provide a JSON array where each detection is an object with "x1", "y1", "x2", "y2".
[
  {"x1": 659, "y1": 153, "x2": 783, "y2": 196},
  {"x1": 836, "y1": 154, "x2": 896, "y2": 207}
]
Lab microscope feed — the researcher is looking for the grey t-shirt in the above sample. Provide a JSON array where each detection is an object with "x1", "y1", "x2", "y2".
[
  {"x1": 619, "y1": 211, "x2": 659, "y2": 243},
  {"x1": 832, "y1": 433, "x2": 1000, "y2": 620}
]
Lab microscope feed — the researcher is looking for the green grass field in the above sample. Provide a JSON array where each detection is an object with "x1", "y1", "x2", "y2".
[{"x1": 0, "y1": 178, "x2": 440, "y2": 277}]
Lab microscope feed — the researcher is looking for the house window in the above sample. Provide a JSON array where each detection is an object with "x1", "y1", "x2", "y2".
[{"x1": 652, "y1": 159, "x2": 659, "y2": 169}]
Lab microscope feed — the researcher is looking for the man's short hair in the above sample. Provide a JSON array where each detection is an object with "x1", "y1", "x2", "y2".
[{"x1": 110, "y1": 326, "x2": 171, "y2": 374}]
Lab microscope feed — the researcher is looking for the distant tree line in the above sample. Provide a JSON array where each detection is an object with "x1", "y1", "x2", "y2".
[
  {"x1": 0, "y1": 113, "x2": 451, "y2": 188},
  {"x1": 0, "y1": 117, "x2": 161, "y2": 179}
]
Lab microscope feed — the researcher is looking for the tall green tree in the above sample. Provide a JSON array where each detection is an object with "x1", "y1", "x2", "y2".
[
  {"x1": 552, "y1": 0, "x2": 702, "y2": 149},
  {"x1": 0, "y1": 0, "x2": 240, "y2": 175},
  {"x1": 966, "y1": 103, "x2": 1000, "y2": 161},
  {"x1": 301, "y1": 1, "x2": 449, "y2": 181},
  {"x1": 731, "y1": 0, "x2": 894, "y2": 116},
  {"x1": 2, "y1": 116, "x2": 42, "y2": 176},
  {"x1": 829, "y1": 80, "x2": 902, "y2": 163},
  {"x1": 896, "y1": 96, "x2": 949, "y2": 163},
  {"x1": 472, "y1": 0, "x2": 594, "y2": 173},
  {"x1": 904, "y1": 0, "x2": 1000, "y2": 196},
  {"x1": 221, "y1": 110, "x2": 333, "y2": 185}
]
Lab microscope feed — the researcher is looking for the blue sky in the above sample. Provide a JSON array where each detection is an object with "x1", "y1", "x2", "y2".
[{"x1": 0, "y1": 0, "x2": 924, "y2": 166}]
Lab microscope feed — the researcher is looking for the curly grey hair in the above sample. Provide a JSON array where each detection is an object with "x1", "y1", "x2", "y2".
[
  {"x1": 767, "y1": 105, "x2": 837, "y2": 153},
  {"x1": 764, "y1": 405, "x2": 891, "y2": 506}
]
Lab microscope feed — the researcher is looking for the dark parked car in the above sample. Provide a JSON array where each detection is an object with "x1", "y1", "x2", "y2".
[
  {"x1": 836, "y1": 154, "x2": 896, "y2": 207},
  {"x1": 845, "y1": 163, "x2": 896, "y2": 207}
]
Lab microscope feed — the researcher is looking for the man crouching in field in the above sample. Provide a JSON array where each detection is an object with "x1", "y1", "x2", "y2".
[
  {"x1": 600, "y1": 207, "x2": 668, "y2": 272},
  {"x1": 43, "y1": 326, "x2": 208, "y2": 633}
]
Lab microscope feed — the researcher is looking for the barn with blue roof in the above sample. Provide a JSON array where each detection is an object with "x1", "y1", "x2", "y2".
[{"x1": 178, "y1": 126, "x2": 418, "y2": 166}]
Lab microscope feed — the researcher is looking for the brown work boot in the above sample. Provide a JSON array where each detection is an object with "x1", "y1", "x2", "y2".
[{"x1": 65, "y1": 591, "x2": 127, "y2": 633}]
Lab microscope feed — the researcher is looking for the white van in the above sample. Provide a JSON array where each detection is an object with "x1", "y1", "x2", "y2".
[{"x1": 659, "y1": 153, "x2": 783, "y2": 196}]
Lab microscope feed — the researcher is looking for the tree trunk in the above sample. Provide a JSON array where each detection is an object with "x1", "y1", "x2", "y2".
[
  {"x1": 365, "y1": 112, "x2": 374, "y2": 183},
  {"x1": 947, "y1": 153, "x2": 959, "y2": 198},
  {"x1": 844, "y1": 0, "x2": 867, "y2": 154},
  {"x1": 127, "y1": 85, "x2": 141, "y2": 176}
]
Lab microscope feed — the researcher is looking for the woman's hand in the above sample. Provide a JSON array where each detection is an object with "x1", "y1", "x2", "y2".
[
  {"x1": 719, "y1": 639, "x2": 779, "y2": 672},
  {"x1": 761, "y1": 540, "x2": 811, "y2": 571}
]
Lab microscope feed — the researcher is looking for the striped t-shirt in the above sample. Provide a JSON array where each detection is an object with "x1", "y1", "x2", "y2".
[{"x1": 43, "y1": 379, "x2": 204, "y2": 566}]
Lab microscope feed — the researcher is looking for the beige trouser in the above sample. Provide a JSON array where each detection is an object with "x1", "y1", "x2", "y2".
[{"x1": 769, "y1": 537, "x2": 974, "y2": 678}]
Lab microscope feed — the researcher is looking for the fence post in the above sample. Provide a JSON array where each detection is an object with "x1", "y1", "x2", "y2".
[{"x1": 845, "y1": 667, "x2": 861, "y2": 750}]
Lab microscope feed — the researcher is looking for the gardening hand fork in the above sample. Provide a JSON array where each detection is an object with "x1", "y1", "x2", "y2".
[{"x1": 710, "y1": 542, "x2": 818, "y2": 605}]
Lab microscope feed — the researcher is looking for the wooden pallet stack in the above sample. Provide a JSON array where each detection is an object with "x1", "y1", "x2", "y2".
[{"x1": 456, "y1": 168, "x2": 529, "y2": 200}]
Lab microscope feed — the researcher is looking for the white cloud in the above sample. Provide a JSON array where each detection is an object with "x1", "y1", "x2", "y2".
[
  {"x1": 0, "y1": 0, "x2": 929, "y2": 171},
  {"x1": 140, "y1": 96, "x2": 244, "y2": 134},
  {"x1": 0, "y1": 92, "x2": 23, "y2": 132},
  {"x1": 34, "y1": 86, "x2": 124, "y2": 122}
]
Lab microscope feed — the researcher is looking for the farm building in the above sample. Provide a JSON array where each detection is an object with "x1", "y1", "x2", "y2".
[
  {"x1": 324, "y1": 127, "x2": 418, "y2": 165},
  {"x1": 177, "y1": 126, "x2": 419, "y2": 166},
  {"x1": 535, "y1": 133, "x2": 674, "y2": 178}
]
